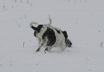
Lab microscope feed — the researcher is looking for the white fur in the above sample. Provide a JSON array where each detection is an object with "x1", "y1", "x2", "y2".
[{"x1": 30, "y1": 17, "x2": 66, "y2": 52}]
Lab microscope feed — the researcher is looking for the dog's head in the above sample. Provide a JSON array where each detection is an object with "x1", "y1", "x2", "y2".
[
  {"x1": 30, "y1": 23, "x2": 49, "y2": 39},
  {"x1": 30, "y1": 15, "x2": 52, "y2": 37},
  {"x1": 33, "y1": 25, "x2": 43, "y2": 36}
]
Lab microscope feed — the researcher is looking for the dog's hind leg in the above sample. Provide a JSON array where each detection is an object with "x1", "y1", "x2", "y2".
[
  {"x1": 45, "y1": 46, "x2": 52, "y2": 52},
  {"x1": 60, "y1": 40, "x2": 66, "y2": 51}
]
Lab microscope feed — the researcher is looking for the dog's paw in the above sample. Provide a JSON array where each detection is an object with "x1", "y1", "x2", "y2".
[
  {"x1": 45, "y1": 48, "x2": 48, "y2": 51},
  {"x1": 36, "y1": 48, "x2": 40, "y2": 52}
]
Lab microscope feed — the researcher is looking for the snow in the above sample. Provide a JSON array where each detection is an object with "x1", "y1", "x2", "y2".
[{"x1": 0, "y1": 0, "x2": 104, "y2": 72}]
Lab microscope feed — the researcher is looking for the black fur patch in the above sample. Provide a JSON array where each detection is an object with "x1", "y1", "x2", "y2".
[
  {"x1": 31, "y1": 26, "x2": 37, "y2": 30},
  {"x1": 36, "y1": 25, "x2": 43, "y2": 33},
  {"x1": 42, "y1": 28, "x2": 48, "y2": 39},
  {"x1": 33, "y1": 25, "x2": 43, "y2": 36},
  {"x1": 62, "y1": 31, "x2": 72, "y2": 47},
  {"x1": 55, "y1": 29, "x2": 61, "y2": 34},
  {"x1": 65, "y1": 39, "x2": 72, "y2": 47},
  {"x1": 62, "y1": 31, "x2": 68, "y2": 38},
  {"x1": 47, "y1": 28, "x2": 56, "y2": 46}
]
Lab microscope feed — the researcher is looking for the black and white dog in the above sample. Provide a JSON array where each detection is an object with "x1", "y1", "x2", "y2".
[{"x1": 30, "y1": 17, "x2": 72, "y2": 52}]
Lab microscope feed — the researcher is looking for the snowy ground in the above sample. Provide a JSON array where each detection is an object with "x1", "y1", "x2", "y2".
[{"x1": 0, "y1": 0, "x2": 104, "y2": 72}]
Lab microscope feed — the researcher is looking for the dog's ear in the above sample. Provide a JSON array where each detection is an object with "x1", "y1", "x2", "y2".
[
  {"x1": 30, "y1": 21, "x2": 39, "y2": 27},
  {"x1": 31, "y1": 25, "x2": 37, "y2": 30},
  {"x1": 30, "y1": 22, "x2": 39, "y2": 25}
]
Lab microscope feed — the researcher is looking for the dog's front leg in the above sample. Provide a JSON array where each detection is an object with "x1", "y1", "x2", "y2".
[
  {"x1": 36, "y1": 40, "x2": 43, "y2": 52},
  {"x1": 36, "y1": 43, "x2": 43, "y2": 52}
]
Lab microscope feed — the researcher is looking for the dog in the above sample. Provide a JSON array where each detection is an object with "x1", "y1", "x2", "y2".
[{"x1": 30, "y1": 17, "x2": 72, "y2": 52}]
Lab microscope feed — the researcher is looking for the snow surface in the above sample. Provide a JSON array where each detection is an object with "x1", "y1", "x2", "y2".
[{"x1": 0, "y1": 0, "x2": 104, "y2": 72}]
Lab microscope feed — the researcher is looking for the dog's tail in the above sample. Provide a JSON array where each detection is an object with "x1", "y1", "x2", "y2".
[
  {"x1": 47, "y1": 15, "x2": 52, "y2": 26},
  {"x1": 30, "y1": 15, "x2": 52, "y2": 29},
  {"x1": 30, "y1": 22, "x2": 38, "y2": 30}
]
